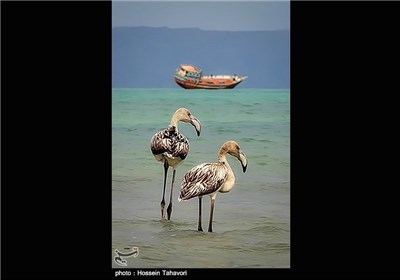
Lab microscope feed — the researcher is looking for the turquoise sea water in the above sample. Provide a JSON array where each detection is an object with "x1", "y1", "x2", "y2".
[{"x1": 112, "y1": 88, "x2": 290, "y2": 268}]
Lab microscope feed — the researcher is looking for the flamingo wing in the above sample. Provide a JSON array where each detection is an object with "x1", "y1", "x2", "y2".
[
  {"x1": 151, "y1": 126, "x2": 189, "y2": 160},
  {"x1": 179, "y1": 163, "x2": 227, "y2": 201}
]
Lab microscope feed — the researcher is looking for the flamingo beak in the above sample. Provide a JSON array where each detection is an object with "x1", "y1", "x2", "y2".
[
  {"x1": 238, "y1": 150, "x2": 248, "y2": 173},
  {"x1": 190, "y1": 116, "x2": 201, "y2": 136}
]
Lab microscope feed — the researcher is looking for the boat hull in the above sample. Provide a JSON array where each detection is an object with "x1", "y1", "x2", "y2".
[
  {"x1": 174, "y1": 64, "x2": 247, "y2": 90},
  {"x1": 175, "y1": 77, "x2": 244, "y2": 89}
]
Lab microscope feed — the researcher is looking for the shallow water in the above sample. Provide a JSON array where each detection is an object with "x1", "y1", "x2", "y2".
[{"x1": 112, "y1": 88, "x2": 290, "y2": 268}]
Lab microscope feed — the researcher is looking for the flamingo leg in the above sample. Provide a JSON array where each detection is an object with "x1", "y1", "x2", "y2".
[
  {"x1": 161, "y1": 161, "x2": 169, "y2": 220},
  {"x1": 167, "y1": 169, "x2": 176, "y2": 220},
  {"x1": 198, "y1": 196, "x2": 203, "y2": 231},
  {"x1": 208, "y1": 197, "x2": 216, "y2": 232}
]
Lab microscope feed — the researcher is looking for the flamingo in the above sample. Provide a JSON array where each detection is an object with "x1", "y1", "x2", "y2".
[
  {"x1": 150, "y1": 108, "x2": 201, "y2": 220},
  {"x1": 178, "y1": 140, "x2": 248, "y2": 232}
]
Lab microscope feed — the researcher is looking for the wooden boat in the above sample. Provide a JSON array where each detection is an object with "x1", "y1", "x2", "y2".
[{"x1": 174, "y1": 64, "x2": 247, "y2": 89}]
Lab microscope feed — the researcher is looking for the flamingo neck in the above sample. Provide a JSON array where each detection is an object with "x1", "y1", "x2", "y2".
[
  {"x1": 218, "y1": 153, "x2": 235, "y2": 193},
  {"x1": 218, "y1": 153, "x2": 228, "y2": 165},
  {"x1": 170, "y1": 114, "x2": 180, "y2": 128}
]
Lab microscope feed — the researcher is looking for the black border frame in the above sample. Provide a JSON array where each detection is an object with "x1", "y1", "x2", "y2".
[{"x1": 2, "y1": 0, "x2": 400, "y2": 279}]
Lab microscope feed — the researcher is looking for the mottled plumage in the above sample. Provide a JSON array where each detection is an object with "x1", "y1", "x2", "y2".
[
  {"x1": 179, "y1": 163, "x2": 228, "y2": 200},
  {"x1": 150, "y1": 125, "x2": 189, "y2": 164},
  {"x1": 178, "y1": 140, "x2": 248, "y2": 232},
  {"x1": 150, "y1": 108, "x2": 201, "y2": 220}
]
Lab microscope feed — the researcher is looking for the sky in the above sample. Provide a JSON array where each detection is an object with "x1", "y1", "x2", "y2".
[{"x1": 112, "y1": 1, "x2": 290, "y2": 31}]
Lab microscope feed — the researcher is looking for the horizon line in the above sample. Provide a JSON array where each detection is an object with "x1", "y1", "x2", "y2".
[{"x1": 112, "y1": 26, "x2": 290, "y2": 32}]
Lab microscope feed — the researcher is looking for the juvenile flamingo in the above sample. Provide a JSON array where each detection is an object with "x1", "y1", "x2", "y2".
[
  {"x1": 178, "y1": 140, "x2": 248, "y2": 232},
  {"x1": 150, "y1": 108, "x2": 201, "y2": 220}
]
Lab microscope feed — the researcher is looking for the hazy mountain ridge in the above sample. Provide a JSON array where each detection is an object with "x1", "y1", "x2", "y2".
[{"x1": 112, "y1": 27, "x2": 289, "y2": 88}]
